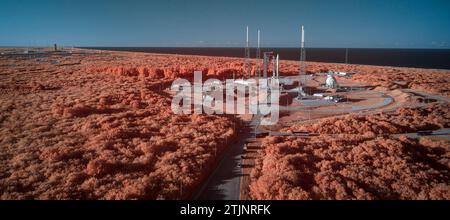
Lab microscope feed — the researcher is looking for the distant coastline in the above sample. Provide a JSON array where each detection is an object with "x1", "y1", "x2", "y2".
[{"x1": 80, "y1": 47, "x2": 450, "y2": 70}]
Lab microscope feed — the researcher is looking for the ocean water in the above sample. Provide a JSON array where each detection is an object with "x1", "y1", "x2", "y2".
[{"x1": 83, "y1": 47, "x2": 450, "y2": 70}]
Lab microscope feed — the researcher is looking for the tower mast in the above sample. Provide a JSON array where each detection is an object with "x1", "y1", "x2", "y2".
[
  {"x1": 276, "y1": 54, "x2": 279, "y2": 78},
  {"x1": 245, "y1": 26, "x2": 251, "y2": 79},
  {"x1": 298, "y1": 25, "x2": 306, "y2": 98},
  {"x1": 300, "y1": 25, "x2": 306, "y2": 75},
  {"x1": 345, "y1": 48, "x2": 348, "y2": 64},
  {"x1": 256, "y1": 29, "x2": 261, "y2": 80}
]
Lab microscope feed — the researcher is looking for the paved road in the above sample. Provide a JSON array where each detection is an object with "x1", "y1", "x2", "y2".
[
  {"x1": 392, "y1": 128, "x2": 450, "y2": 141},
  {"x1": 193, "y1": 115, "x2": 261, "y2": 200},
  {"x1": 403, "y1": 89, "x2": 450, "y2": 103}
]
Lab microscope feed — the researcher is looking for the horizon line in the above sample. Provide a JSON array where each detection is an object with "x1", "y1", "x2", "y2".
[{"x1": 2, "y1": 46, "x2": 450, "y2": 50}]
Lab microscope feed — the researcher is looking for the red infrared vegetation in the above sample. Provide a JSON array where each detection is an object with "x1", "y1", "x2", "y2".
[
  {"x1": 84, "y1": 51, "x2": 450, "y2": 97},
  {"x1": 249, "y1": 103, "x2": 450, "y2": 199},
  {"x1": 0, "y1": 49, "x2": 238, "y2": 199},
  {"x1": 1, "y1": 48, "x2": 449, "y2": 199}
]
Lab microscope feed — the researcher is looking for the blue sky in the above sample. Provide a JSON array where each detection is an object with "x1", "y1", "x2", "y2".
[{"x1": 0, "y1": 0, "x2": 449, "y2": 48}]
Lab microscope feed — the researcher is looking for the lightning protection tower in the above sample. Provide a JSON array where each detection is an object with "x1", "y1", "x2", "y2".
[
  {"x1": 245, "y1": 26, "x2": 251, "y2": 79},
  {"x1": 256, "y1": 30, "x2": 261, "y2": 80},
  {"x1": 298, "y1": 25, "x2": 306, "y2": 98}
]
